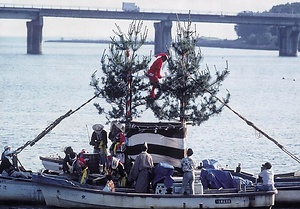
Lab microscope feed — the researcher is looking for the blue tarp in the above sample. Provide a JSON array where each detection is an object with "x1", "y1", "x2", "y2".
[
  {"x1": 200, "y1": 168, "x2": 234, "y2": 189},
  {"x1": 153, "y1": 162, "x2": 174, "y2": 189},
  {"x1": 200, "y1": 168, "x2": 253, "y2": 189}
]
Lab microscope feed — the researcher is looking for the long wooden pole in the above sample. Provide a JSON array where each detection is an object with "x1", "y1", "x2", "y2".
[
  {"x1": 206, "y1": 89, "x2": 300, "y2": 164},
  {"x1": 14, "y1": 94, "x2": 98, "y2": 155}
]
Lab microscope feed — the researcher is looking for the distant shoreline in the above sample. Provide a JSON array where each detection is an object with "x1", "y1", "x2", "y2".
[
  {"x1": 44, "y1": 38, "x2": 278, "y2": 51},
  {"x1": 45, "y1": 39, "x2": 154, "y2": 45}
]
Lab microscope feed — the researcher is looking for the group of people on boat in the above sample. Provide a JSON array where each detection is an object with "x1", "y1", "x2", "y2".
[
  {"x1": 87, "y1": 121, "x2": 198, "y2": 194},
  {"x1": 60, "y1": 119, "x2": 199, "y2": 194},
  {"x1": 59, "y1": 122, "x2": 129, "y2": 186},
  {"x1": 0, "y1": 118, "x2": 276, "y2": 195}
]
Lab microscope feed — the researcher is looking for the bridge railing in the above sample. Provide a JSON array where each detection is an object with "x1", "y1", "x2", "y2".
[
  {"x1": 0, "y1": 3, "x2": 239, "y2": 16},
  {"x1": 3, "y1": 3, "x2": 300, "y2": 18},
  {"x1": 0, "y1": 3, "x2": 121, "y2": 11}
]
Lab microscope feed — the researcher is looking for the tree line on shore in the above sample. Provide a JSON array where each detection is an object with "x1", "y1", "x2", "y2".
[{"x1": 234, "y1": 2, "x2": 300, "y2": 50}]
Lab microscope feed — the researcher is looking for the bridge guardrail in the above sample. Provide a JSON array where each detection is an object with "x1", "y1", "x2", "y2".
[{"x1": 0, "y1": 3, "x2": 239, "y2": 16}]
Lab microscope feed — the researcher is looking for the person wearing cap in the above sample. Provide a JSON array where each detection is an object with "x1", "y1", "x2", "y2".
[
  {"x1": 108, "y1": 122, "x2": 126, "y2": 164},
  {"x1": 106, "y1": 155, "x2": 127, "y2": 186},
  {"x1": 1, "y1": 145, "x2": 12, "y2": 161},
  {"x1": 147, "y1": 53, "x2": 168, "y2": 99},
  {"x1": 181, "y1": 148, "x2": 197, "y2": 194},
  {"x1": 90, "y1": 124, "x2": 108, "y2": 166},
  {"x1": 128, "y1": 142, "x2": 154, "y2": 193},
  {"x1": 62, "y1": 146, "x2": 78, "y2": 174},
  {"x1": 0, "y1": 148, "x2": 29, "y2": 178},
  {"x1": 255, "y1": 162, "x2": 275, "y2": 191}
]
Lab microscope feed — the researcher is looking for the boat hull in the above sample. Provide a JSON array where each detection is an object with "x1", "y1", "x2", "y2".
[
  {"x1": 40, "y1": 156, "x2": 63, "y2": 171},
  {"x1": 33, "y1": 174, "x2": 276, "y2": 209},
  {"x1": 274, "y1": 183, "x2": 300, "y2": 204},
  {"x1": 0, "y1": 175, "x2": 45, "y2": 204},
  {"x1": 232, "y1": 170, "x2": 300, "y2": 205}
]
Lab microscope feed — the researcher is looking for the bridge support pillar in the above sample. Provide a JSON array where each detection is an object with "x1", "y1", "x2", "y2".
[
  {"x1": 278, "y1": 26, "x2": 300, "y2": 57},
  {"x1": 26, "y1": 17, "x2": 43, "y2": 54},
  {"x1": 154, "y1": 20, "x2": 172, "y2": 55}
]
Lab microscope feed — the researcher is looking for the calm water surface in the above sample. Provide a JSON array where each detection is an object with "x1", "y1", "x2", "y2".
[{"x1": 1, "y1": 38, "x2": 300, "y2": 208}]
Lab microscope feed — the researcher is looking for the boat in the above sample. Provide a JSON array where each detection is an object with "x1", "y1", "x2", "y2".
[
  {"x1": 229, "y1": 168, "x2": 300, "y2": 206},
  {"x1": 273, "y1": 171, "x2": 300, "y2": 204},
  {"x1": 0, "y1": 172, "x2": 45, "y2": 204},
  {"x1": 39, "y1": 155, "x2": 63, "y2": 172},
  {"x1": 32, "y1": 171, "x2": 277, "y2": 209},
  {"x1": 39, "y1": 153, "x2": 300, "y2": 206}
]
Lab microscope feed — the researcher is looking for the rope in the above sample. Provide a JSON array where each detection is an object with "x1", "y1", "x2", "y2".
[{"x1": 206, "y1": 89, "x2": 300, "y2": 164}]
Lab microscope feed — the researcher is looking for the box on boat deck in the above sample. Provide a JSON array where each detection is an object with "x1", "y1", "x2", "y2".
[
  {"x1": 173, "y1": 182, "x2": 203, "y2": 194},
  {"x1": 156, "y1": 182, "x2": 203, "y2": 194},
  {"x1": 82, "y1": 153, "x2": 100, "y2": 174},
  {"x1": 155, "y1": 183, "x2": 169, "y2": 194}
]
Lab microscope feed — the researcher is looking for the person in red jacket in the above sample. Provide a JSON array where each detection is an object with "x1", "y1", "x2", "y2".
[{"x1": 147, "y1": 53, "x2": 168, "y2": 99}]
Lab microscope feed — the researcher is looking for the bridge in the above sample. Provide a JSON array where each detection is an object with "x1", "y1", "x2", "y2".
[{"x1": 1, "y1": 5, "x2": 300, "y2": 56}]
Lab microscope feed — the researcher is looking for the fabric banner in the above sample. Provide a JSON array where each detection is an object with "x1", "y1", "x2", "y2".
[{"x1": 125, "y1": 121, "x2": 186, "y2": 168}]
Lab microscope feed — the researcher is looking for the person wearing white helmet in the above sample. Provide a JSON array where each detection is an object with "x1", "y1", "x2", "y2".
[
  {"x1": 1, "y1": 145, "x2": 12, "y2": 161},
  {"x1": 0, "y1": 149, "x2": 15, "y2": 174},
  {"x1": 0, "y1": 145, "x2": 29, "y2": 178},
  {"x1": 108, "y1": 121, "x2": 126, "y2": 164}
]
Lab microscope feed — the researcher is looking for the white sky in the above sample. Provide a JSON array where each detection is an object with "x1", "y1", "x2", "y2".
[{"x1": 0, "y1": 0, "x2": 299, "y2": 40}]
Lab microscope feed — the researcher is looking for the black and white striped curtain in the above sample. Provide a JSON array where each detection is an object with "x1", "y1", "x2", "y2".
[{"x1": 125, "y1": 121, "x2": 186, "y2": 168}]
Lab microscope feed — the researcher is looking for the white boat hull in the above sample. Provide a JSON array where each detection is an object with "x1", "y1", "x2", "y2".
[
  {"x1": 40, "y1": 156, "x2": 63, "y2": 171},
  {"x1": 0, "y1": 175, "x2": 44, "y2": 204},
  {"x1": 274, "y1": 184, "x2": 300, "y2": 204},
  {"x1": 231, "y1": 170, "x2": 300, "y2": 205},
  {"x1": 33, "y1": 174, "x2": 276, "y2": 209}
]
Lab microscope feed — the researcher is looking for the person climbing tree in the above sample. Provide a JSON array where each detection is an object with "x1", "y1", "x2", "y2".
[{"x1": 147, "y1": 53, "x2": 168, "y2": 99}]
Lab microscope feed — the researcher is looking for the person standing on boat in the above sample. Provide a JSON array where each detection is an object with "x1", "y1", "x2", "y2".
[
  {"x1": 255, "y1": 162, "x2": 275, "y2": 191},
  {"x1": 108, "y1": 122, "x2": 126, "y2": 164},
  {"x1": 128, "y1": 142, "x2": 154, "y2": 193},
  {"x1": 181, "y1": 148, "x2": 196, "y2": 195},
  {"x1": 90, "y1": 124, "x2": 108, "y2": 166}
]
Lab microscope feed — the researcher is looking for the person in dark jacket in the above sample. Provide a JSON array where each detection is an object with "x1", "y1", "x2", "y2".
[
  {"x1": 62, "y1": 146, "x2": 77, "y2": 173},
  {"x1": 1, "y1": 145, "x2": 12, "y2": 161},
  {"x1": 90, "y1": 124, "x2": 108, "y2": 166},
  {"x1": 0, "y1": 147, "x2": 29, "y2": 178},
  {"x1": 108, "y1": 122, "x2": 126, "y2": 164}
]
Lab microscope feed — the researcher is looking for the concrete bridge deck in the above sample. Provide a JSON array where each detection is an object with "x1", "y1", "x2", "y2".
[{"x1": 1, "y1": 5, "x2": 300, "y2": 56}]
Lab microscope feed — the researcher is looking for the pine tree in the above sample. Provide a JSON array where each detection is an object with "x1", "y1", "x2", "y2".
[
  {"x1": 147, "y1": 19, "x2": 230, "y2": 125},
  {"x1": 90, "y1": 20, "x2": 152, "y2": 124},
  {"x1": 91, "y1": 18, "x2": 230, "y2": 127}
]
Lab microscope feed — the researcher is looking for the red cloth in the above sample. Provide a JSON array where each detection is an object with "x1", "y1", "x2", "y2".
[
  {"x1": 147, "y1": 57, "x2": 163, "y2": 83},
  {"x1": 147, "y1": 54, "x2": 167, "y2": 99}
]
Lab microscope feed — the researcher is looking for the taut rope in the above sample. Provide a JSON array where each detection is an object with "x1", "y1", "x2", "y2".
[{"x1": 206, "y1": 89, "x2": 300, "y2": 164}]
